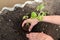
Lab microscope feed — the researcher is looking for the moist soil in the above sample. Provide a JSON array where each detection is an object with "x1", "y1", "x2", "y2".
[{"x1": 0, "y1": 5, "x2": 60, "y2": 40}]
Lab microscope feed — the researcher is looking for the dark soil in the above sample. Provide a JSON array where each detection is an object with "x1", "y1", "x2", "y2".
[
  {"x1": 0, "y1": 4, "x2": 60, "y2": 40},
  {"x1": 0, "y1": 5, "x2": 37, "y2": 40}
]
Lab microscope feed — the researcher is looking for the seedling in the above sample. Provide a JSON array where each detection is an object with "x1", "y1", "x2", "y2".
[
  {"x1": 22, "y1": 3, "x2": 47, "y2": 32},
  {"x1": 36, "y1": 3, "x2": 44, "y2": 11},
  {"x1": 31, "y1": 12, "x2": 37, "y2": 19},
  {"x1": 23, "y1": 4, "x2": 46, "y2": 19},
  {"x1": 23, "y1": 16, "x2": 28, "y2": 19}
]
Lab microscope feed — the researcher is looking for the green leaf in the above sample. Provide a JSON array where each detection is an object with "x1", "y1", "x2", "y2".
[
  {"x1": 41, "y1": 11, "x2": 47, "y2": 16},
  {"x1": 23, "y1": 16, "x2": 28, "y2": 19},
  {"x1": 37, "y1": 15, "x2": 43, "y2": 21},
  {"x1": 37, "y1": 11, "x2": 47, "y2": 21},
  {"x1": 36, "y1": 4, "x2": 45, "y2": 11},
  {"x1": 31, "y1": 12, "x2": 37, "y2": 18}
]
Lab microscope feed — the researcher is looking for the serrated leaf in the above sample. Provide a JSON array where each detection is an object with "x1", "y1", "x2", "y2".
[
  {"x1": 36, "y1": 4, "x2": 45, "y2": 11},
  {"x1": 31, "y1": 12, "x2": 37, "y2": 18}
]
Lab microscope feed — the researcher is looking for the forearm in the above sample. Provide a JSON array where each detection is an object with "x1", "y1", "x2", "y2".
[{"x1": 43, "y1": 15, "x2": 60, "y2": 25}]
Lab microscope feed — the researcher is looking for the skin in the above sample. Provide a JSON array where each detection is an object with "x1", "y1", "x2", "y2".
[
  {"x1": 26, "y1": 32, "x2": 54, "y2": 40},
  {"x1": 22, "y1": 15, "x2": 60, "y2": 31},
  {"x1": 22, "y1": 15, "x2": 60, "y2": 40},
  {"x1": 43, "y1": 16, "x2": 60, "y2": 25},
  {"x1": 22, "y1": 18, "x2": 39, "y2": 31}
]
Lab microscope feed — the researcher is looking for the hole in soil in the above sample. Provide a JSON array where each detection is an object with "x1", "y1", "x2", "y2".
[
  {"x1": 23, "y1": 23, "x2": 31, "y2": 32},
  {"x1": 58, "y1": 38, "x2": 60, "y2": 40}
]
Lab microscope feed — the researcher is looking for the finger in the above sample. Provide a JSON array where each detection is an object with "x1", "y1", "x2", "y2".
[
  {"x1": 22, "y1": 20, "x2": 27, "y2": 27},
  {"x1": 26, "y1": 34, "x2": 29, "y2": 37},
  {"x1": 26, "y1": 33, "x2": 39, "y2": 38},
  {"x1": 29, "y1": 24, "x2": 34, "y2": 31},
  {"x1": 26, "y1": 33, "x2": 34, "y2": 37},
  {"x1": 22, "y1": 19, "x2": 31, "y2": 27}
]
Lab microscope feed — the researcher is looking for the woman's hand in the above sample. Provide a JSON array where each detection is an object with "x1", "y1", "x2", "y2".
[
  {"x1": 22, "y1": 18, "x2": 39, "y2": 31},
  {"x1": 26, "y1": 32, "x2": 54, "y2": 40}
]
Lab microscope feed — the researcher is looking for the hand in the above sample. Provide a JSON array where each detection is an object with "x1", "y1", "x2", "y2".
[
  {"x1": 26, "y1": 32, "x2": 54, "y2": 40},
  {"x1": 22, "y1": 18, "x2": 39, "y2": 31}
]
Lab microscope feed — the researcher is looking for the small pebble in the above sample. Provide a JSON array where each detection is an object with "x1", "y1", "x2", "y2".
[
  {"x1": 59, "y1": 26, "x2": 60, "y2": 28},
  {"x1": 46, "y1": 25, "x2": 48, "y2": 27},
  {"x1": 43, "y1": 28, "x2": 45, "y2": 30},
  {"x1": 9, "y1": 19, "x2": 11, "y2": 22},
  {"x1": 7, "y1": 23, "x2": 9, "y2": 25},
  {"x1": 0, "y1": 20, "x2": 1, "y2": 22},
  {"x1": 56, "y1": 29, "x2": 59, "y2": 31},
  {"x1": 22, "y1": 9, "x2": 24, "y2": 11}
]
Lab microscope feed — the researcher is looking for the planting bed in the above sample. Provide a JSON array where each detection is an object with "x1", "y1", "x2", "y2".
[{"x1": 0, "y1": 0, "x2": 60, "y2": 40}]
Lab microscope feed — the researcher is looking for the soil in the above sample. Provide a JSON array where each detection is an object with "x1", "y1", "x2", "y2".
[
  {"x1": 0, "y1": 5, "x2": 35, "y2": 40},
  {"x1": 0, "y1": 5, "x2": 60, "y2": 40}
]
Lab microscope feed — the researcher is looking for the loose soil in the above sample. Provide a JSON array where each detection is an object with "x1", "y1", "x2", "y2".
[{"x1": 0, "y1": 5, "x2": 60, "y2": 40}]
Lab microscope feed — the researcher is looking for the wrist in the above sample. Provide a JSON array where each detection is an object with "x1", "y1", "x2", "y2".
[
  {"x1": 43, "y1": 16, "x2": 50, "y2": 22},
  {"x1": 37, "y1": 16, "x2": 50, "y2": 22},
  {"x1": 37, "y1": 15, "x2": 44, "y2": 22},
  {"x1": 35, "y1": 18, "x2": 40, "y2": 22}
]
